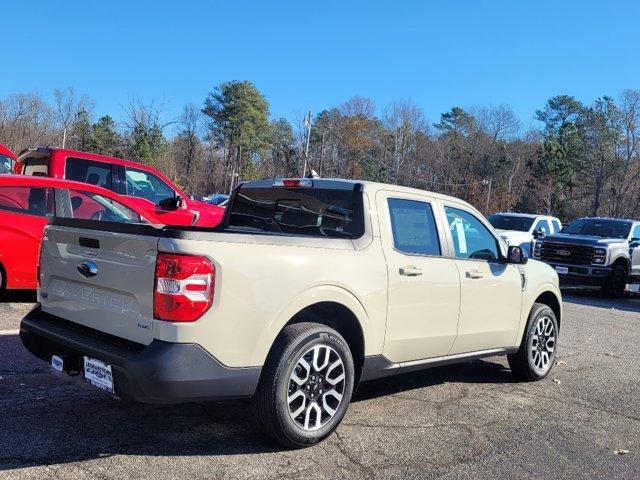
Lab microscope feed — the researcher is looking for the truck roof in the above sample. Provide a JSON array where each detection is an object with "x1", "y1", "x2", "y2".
[
  {"x1": 241, "y1": 178, "x2": 475, "y2": 210},
  {"x1": 578, "y1": 216, "x2": 639, "y2": 224}
]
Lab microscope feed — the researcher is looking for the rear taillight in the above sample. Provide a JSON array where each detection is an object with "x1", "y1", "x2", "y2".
[{"x1": 153, "y1": 253, "x2": 215, "y2": 322}]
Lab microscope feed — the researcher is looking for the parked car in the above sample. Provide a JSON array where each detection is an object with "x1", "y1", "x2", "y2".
[
  {"x1": 0, "y1": 144, "x2": 16, "y2": 174},
  {"x1": 21, "y1": 178, "x2": 561, "y2": 447},
  {"x1": 488, "y1": 213, "x2": 562, "y2": 254},
  {"x1": 14, "y1": 146, "x2": 224, "y2": 227},
  {"x1": 533, "y1": 217, "x2": 640, "y2": 297},
  {"x1": 0, "y1": 175, "x2": 156, "y2": 291},
  {"x1": 206, "y1": 194, "x2": 230, "y2": 205}
]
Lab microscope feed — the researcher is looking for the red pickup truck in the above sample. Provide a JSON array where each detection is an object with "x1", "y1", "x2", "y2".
[{"x1": 14, "y1": 147, "x2": 224, "y2": 227}]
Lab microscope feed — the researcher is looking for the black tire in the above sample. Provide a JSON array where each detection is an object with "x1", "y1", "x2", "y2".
[
  {"x1": 253, "y1": 322, "x2": 355, "y2": 448},
  {"x1": 508, "y1": 303, "x2": 559, "y2": 381},
  {"x1": 602, "y1": 263, "x2": 628, "y2": 298}
]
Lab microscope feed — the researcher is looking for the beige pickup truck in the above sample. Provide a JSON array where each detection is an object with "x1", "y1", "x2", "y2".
[{"x1": 21, "y1": 178, "x2": 562, "y2": 447}]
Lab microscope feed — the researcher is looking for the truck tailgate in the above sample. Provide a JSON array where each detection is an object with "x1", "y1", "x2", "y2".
[{"x1": 39, "y1": 222, "x2": 160, "y2": 345}]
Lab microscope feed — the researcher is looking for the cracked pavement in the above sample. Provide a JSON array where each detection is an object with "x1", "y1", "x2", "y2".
[{"x1": 0, "y1": 289, "x2": 638, "y2": 479}]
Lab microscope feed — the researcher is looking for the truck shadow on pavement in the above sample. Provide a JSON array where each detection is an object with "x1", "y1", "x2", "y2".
[
  {"x1": 0, "y1": 332, "x2": 514, "y2": 470},
  {"x1": 0, "y1": 290, "x2": 37, "y2": 304},
  {"x1": 562, "y1": 288, "x2": 640, "y2": 314}
]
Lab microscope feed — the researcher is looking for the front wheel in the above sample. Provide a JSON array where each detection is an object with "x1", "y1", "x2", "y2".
[
  {"x1": 508, "y1": 303, "x2": 558, "y2": 381},
  {"x1": 253, "y1": 322, "x2": 355, "y2": 448},
  {"x1": 602, "y1": 263, "x2": 628, "y2": 298}
]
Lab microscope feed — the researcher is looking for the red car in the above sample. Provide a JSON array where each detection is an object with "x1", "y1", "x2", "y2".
[
  {"x1": 14, "y1": 147, "x2": 224, "y2": 227},
  {"x1": 0, "y1": 175, "x2": 158, "y2": 291},
  {"x1": 0, "y1": 144, "x2": 16, "y2": 175}
]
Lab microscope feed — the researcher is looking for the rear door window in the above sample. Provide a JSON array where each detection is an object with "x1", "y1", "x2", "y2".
[
  {"x1": 0, "y1": 186, "x2": 54, "y2": 217},
  {"x1": 387, "y1": 198, "x2": 441, "y2": 256},
  {"x1": 229, "y1": 186, "x2": 364, "y2": 238},
  {"x1": 65, "y1": 157, "x2": 113, "y2": 190},
  {"x1": 124, "y1": 167, "x2": 175, "y2": 205},
  {"x1": 62, "y1": 189, "x2": 144, "y2": 223}
]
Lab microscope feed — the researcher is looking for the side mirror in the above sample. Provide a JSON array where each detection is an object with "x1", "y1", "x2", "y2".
[
  {"x1": 507, "y1": 245, "x2": 528, "y2": 264},
  {"x1": 630, "y1": 237, "x2": 640, "y2": 248},
  {"x1": 159, "y1": 196, "x2": 182, "y2": 210},
  {"x1": 532, "y1": 227, "x2": 546, "y2": 239}
]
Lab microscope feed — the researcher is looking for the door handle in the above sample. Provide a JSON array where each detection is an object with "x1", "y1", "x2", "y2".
[
  {"x1": 399, "y1": 266, "x2": 422, "y2": 276},
  {"x1": 465, "y1": 269, "x2": 484, "y2": 279}
]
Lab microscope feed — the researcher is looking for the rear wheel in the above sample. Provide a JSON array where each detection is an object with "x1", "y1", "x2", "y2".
[
  {"x1": 508, "y1": 303, "x2": 558, "y2": 381},
  {"x1": 602, "y1": 263, "x2": 628, "y2": 298},
  {"x1": 253, "y1": 322, "x2": 354, "y2": 448}
]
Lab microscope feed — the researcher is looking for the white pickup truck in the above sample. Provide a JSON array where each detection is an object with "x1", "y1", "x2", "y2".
[{"x1": 21, "y1": 178, "x2": 562, "y2": 447}]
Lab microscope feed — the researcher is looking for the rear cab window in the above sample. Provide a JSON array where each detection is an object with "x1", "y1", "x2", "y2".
[
  {"x1": 227, "y1": 182, "x2": 364, "y2": 238},
  {"x1": 0, "y1": 186, "x2": 54, "y2": 217},
  {"x1": 22, "y1": 157, "x2": 49, "y2": 176}
]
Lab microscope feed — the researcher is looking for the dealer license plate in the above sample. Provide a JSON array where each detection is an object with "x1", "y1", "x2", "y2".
[{"x1": 83, "y1": 356, "x2": 114, "y2": 393}]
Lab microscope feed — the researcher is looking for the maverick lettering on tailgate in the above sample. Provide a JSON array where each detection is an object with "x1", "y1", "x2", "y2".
[{"x1": 50, "y1": 279, "x2": 140, "y2": 316}]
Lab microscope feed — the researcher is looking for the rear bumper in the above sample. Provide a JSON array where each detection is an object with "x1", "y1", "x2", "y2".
[{"x1": 19, "y1": 305, "x2": 261, "y2": 404}]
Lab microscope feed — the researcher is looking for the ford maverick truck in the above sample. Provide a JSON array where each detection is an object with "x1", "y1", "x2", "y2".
[{"x1": 20, "y1": 178, "x2": 562, "y2": 447}]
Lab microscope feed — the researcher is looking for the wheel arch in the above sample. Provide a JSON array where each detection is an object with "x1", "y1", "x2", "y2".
[
  {"x1": 610, "y1": 254, "x2": 631, "y2": 272},
  {"x1": 0, "y1": 258, "x2": 9, "y2": 290},
  {"x1": 534, "y1": 290, "x2": 562, "y2": 329},
  {"x1": 254, "y1": 285, "x2": 371, "y2": 381},
  {"x1": 283, "y1": 301, "x2": 365, "y2": 383}
]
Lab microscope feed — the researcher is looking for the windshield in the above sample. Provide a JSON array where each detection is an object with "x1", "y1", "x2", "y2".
[
  {"x1": 0, "y1": 154, "x2": 14, "y2": 174},
  {"x1": 561, "y1": 219, "x2": 632, "y2": 239},
  {"x1": 488, "y1": 214, "x2": 534, "y2": 232}
]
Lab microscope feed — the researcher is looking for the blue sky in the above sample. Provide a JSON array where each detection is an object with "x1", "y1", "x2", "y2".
[{"x1": 2, "y1": 0, "x2": 639, "y2": 132}]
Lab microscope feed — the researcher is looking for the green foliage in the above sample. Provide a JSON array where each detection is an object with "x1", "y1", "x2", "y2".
[
  {"x1": 129, "y1": 123, "x2": 168, "y2": 166},
  {"x1": 91, "y1": 116, "x2": 122, "y2": 157},
  {"x1": 269, "y1": 118, "x2": 297, "y2": 176},
  {"x1": 533, "y1": 96, "x2": 585, "y2": 184},
  {"x1": 434, "y1": 107, "x2": 475, "y2": 135},
  {"x1": 202, "y1": 80, "x2": 271, "y2": 155},
  {"x1": 69, "y1": 108, "x2": 92, "y2": 151}
]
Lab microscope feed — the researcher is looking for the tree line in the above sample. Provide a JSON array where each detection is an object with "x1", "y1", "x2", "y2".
[{"x1": 2, "y1": 82, "x2": 640, "y2": 221}]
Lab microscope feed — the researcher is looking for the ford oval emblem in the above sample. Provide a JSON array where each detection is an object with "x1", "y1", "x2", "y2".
[
  {"x1": 557, "y1": 250, "x2": 571, "y2": 256},
  {"x1": 77, "y1": 261, "x2": 99, "y2": 278}
]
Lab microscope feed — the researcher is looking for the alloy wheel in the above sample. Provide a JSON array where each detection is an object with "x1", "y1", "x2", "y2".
[
  {"x1": 529, "y1": 316, "x2": 556, "y2": 374},
  {"x1": 287, "y1": 344, "x2": 346, "y2": 431}
]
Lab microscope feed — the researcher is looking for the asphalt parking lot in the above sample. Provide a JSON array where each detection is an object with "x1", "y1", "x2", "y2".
[{"x1": 1, "y1": 290, "x2": 638, "y2": 479}]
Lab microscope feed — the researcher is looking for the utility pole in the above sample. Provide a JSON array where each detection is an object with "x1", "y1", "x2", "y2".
[
  {"x1": 302, "y1": 110, "x2": 312, "y2": 178},
  {"x1": 484, "y1": 178, "x2": 493, "y2": 212},
  {"x1": 319, "y1": 130, "x2": 325, "y2": 177}
]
